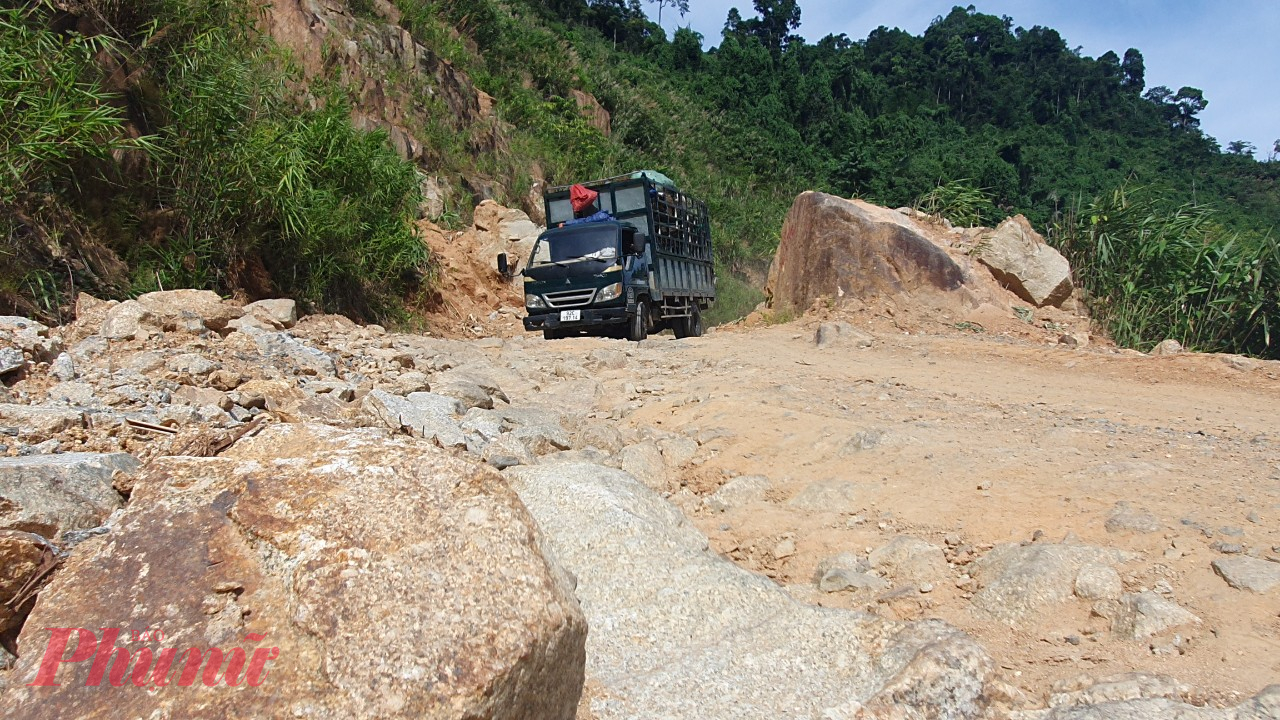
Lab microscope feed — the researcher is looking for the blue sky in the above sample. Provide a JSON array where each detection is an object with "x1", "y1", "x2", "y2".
[{"x1": 652, "y1": 0, "x2": 1279, "y2": 157}]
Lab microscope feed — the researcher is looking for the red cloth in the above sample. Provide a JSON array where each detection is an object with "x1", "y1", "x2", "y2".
[{"x1": 570, "y1": 184, "x2": 598, "y2": 214}]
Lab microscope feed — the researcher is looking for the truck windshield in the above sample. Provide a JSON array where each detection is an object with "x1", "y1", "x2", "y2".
[{"x1": 530, "y1": 226, "x2": 618, "y2": 266}]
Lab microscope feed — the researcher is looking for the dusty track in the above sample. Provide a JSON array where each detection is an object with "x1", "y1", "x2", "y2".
[{"x1": 530, "y1": 315, "x2": 1280, "y2": 707}]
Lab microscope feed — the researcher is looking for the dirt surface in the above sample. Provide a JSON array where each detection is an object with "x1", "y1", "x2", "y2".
[{"x1": 521, "y1": 308, "x2": 1280, "y2": 708}]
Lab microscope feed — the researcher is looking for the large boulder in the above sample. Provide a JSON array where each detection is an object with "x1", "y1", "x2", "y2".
[
  {"x1": 969, "y1": 543, "x2": 1136, "y2": 625},
  {"x1": 974, "y1": 215, "x2": 1073, "y2": 308},
  {"x1": 505, "y1": 462, "x2": 997, "y2": 719},
  {"x1": 135, "y1": 289, "x2": 244, "y2": 332},
  {"x1": 766, "y1": 192, "x2": 967, "y2": 312},
  {"x1": 8, "y1": 424, "x2": 586, "y2": 719}
]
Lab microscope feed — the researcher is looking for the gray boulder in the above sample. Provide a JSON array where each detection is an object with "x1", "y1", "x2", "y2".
[
  {"x1": 869, "y1": 536, "x2": 948, "y2": 585},
  {"x1": 0, "y1": 453, "x2": 138, "y2": 538},
  {"x1": 244, "y1": 298, "x2": 298, "y2": 328},
  {"x1": 362, "y1": 389, "x2": 465, "y2": 449},
  {"x1": 970, "y1": 543, "x2": 1135, "y2": 625},
  {"x1": 505, "y1": 462, "x2": 996, "y2": 719},
  {"x1": 705, "y1": 474, "x2": 771, "y2": 513},
  {"x1": 253, "y1": 332, "x2": 337, "y2": 376},
  {"x1": 975, "y1": 215, "x2": 1074, "y2": 307},
  {"x1": 1212, "y1": 556, "x2": 1280, "y2": 593}
]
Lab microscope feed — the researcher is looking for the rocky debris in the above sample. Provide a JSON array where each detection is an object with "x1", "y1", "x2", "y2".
[
  {"x1": 7, "y1": 424, "x2": 586, "y2": 718},
  {"x1": 1073, "y1": 563, "x2": 1124, "y2": 601},
  {"x1": 361, "y1": 389, "x2": 466, "y2": 449},
  {"x1": 1011, "y1": 673, "x2": 1280, "y2": 719},
  {"x1": 0, "y1": 530, "x2": 58, "y2": 645},
  {"x1": 787, "y1": 478, "x2": 860, "y2": 514},
  {"x1": 0, "y1": 316, "x2": 62, "y2": 361},
  {"x1": 813, "y1": 552, "x2": 889, "y2": 594},
  {"x1": 0, "y1": 453, "x2": 138, "y2": 538},
  {"x1": 135, "y1": 289, "x2": 243, "y2": 332},
  {"x1": 766, "y1": 192, "x2": 967, "y2": 312},
  {"x1": 617, "y1": 442, "x2": 668, "y2": 493},
  {"x1": 506, "y1": 462, "x2": 996, "y2": 718},
  {"x1": 970, "y1": 543, "x2": 1135, "y2": 625},
  {"x1": 0, "y1": 348, "x2": 25, "y2": 377},
  {"x1": 869, "y1": 535, "x2": 948, "y2": 585},
  {"x1": 251, "y1": 331, "x2": 337, "y2": 376},
  {"x1": 99, "y1": 299, "x2": 151, "y2": 340},
  {"x1": 473, "y1": 199, "x2": 542, "y2": 270},
  {"x1": 1094, "y1": 592, "x2": 1201, "y2": 640},
  {"x1": 1105, "y1": 502, "x2": 1163, "y2": 534},
  {"x1": 1151, "y1": 338, "x2": 1184, "y2": 356},
  {"x1": 243, "y1": 298, "x2": 297, "y2": 329},
  {"x1": 814, "y1": 321, "x2": 874, "y2": 349},
  {"x1": 705, "y1": 474, "x2": 770, "y2": 513},
  {"x1": 1211, "y1": 556, "x2": 1280, "y2": 593},
  {"x1": 974, "y1": 215, "x2": 1073, "y2": 308}
]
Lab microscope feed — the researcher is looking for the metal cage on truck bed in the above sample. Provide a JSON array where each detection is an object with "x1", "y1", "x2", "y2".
[{"x1": 544, "y1": 172, "x2": 714, "y2": 300}]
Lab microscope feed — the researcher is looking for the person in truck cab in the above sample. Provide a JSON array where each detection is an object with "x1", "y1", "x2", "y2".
[{"x1": 562, "y1": 184, "x2": 614, "y2": 225}]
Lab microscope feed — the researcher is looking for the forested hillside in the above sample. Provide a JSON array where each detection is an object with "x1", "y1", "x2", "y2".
[{"x1": 3, "y1": 0, "x2": 1278, "y2": 354}]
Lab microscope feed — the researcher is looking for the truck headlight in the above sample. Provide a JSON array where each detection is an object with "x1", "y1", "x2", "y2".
[
  {"x1": 596, "y1": 282, "x2": 623, "y2": 302},
  {"x1": 525, "y1": 293, "x2": 547, "y2": 309}
]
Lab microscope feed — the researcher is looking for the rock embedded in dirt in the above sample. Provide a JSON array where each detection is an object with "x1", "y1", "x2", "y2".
[
  {"x1": 869, "y1": 536, "x2": 948, "y2": 585},
  {"x1": 970, "y1": 543, "x2": 1135, "y2": 625},
  {"x1": 1094, "y1": 592, "x2": 1201, "y2": 640},
  {"x1": 705, "y1": 474, "x2": 771, "y2": 513},
  {"x1": 252, "y1": 331, "x2": 337, "y2": 376},
  {"x1": 505, "y1": 462, "x2": 996, "y2": 719},
  {"x1": 1150, "y1": 339, "x2": 1184, "y2": 356},
  {"x1": 767, "y1": 193, "x2": 967, "y2": 313},
  {"x1": 814, "y1": 321, "x2": 873, "y2": 349},
  {"x1": 8, "y1": 424, "x2": 586, "y2": 719},
  {"x1": 787, "y1": 478, "x2": 860, "y2": 514},
  {"x1": 99, "y1": 299, "x2": 153, "y2": 341},
  {"x1": 1211, "y1": 556, "x2": 1280, "y2": 593},
  {"x1": 1073, "y1": 563, "x2": 1123, "y2": 601},
  {"x1": 974, "y1": 215, "x2": 1073, "y2": 308},
  {"x1": 0, "y1": 452, "x2": 138, "y2": 539},
  {"x1": 617, "y1": 441, "x2": 668, "y2": 493},
  {"x1": 1105, "y1": 502, "x2": 1163, "y2": 534}
]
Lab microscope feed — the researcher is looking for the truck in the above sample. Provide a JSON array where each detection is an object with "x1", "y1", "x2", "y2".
[{"x1": 497, "y1": 171, "x2": 715, "y2": 341}]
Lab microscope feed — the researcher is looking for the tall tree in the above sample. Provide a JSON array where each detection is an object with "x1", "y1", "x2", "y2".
[
  {"x1": 1121, "y1": 48, "x2": 1145, "y2": 92},
  {"x1": 648, "y1": 0, "x2": 689, "y2": 26},
  {"x1": 751, "y1": 0, "x2": 801, "y2": 54}
]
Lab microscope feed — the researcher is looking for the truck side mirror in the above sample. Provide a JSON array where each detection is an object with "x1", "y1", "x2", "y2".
[
  {"x1": 624, "y1": 231, "x2": 645, "y2": 256},
  {"x1": 496, "y1": 253, "x2": 510, "y2": 277}
]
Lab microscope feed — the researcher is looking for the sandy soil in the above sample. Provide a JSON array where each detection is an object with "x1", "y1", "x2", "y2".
[{"x1": 529, "y1": 308, "x2": 1279, "y2": 708}]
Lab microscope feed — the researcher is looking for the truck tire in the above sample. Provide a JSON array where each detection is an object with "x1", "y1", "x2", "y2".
[
  {"x1": 542, "y1": 327, "x2": 564, "y2": 340},
  {"x1": 688, "y1": 304, "x2": 704, "y2": 337},
  {"x1": 628, "y1": 301, "x2": 648, "y2": 342}
]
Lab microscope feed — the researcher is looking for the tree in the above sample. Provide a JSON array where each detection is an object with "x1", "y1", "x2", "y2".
[
  {"x1": 671, "y1": 25, "x2": 703, "y2": 70},
  {"x1": 648, "y1": 0, "x2": 688, "y2": 26},
  {"x1": 1121, "y1": 48, "x2": 1144, "y2": 92},
  {"x1": 1172, "y1": 86, "x2": 1207, "y2": 129},
  {"x1": 1226, "y1": 140, "x2": 1256, "y2": 158},
  {"x1": 757, "y1": 0, "x2": 801, "y2": 52}
]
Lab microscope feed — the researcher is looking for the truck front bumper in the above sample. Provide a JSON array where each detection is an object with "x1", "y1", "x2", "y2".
[{"x1": 524, "y1": 307, "x2": 628, "y2": 331}]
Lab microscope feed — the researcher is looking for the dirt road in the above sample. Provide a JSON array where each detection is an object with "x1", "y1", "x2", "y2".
[{"x1": 528, "y1": 312, "x2": 1280, "y2": 707}]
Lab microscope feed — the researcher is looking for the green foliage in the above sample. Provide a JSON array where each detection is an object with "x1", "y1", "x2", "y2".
[
  {"x1": 704, "y1": 272, "x2": 765, "y2": 326},
  {"x1": 2, "y1": 0, "x2": 429, "y2": 321},
  {"x1": 1053, "y1": 186, "x2": 1279, "y2": 356},
  {"x1": 914, "y1": 180, "x2": 997, "y2": 229},
  {"x1": 0, "y1": 6, "x2": 145, "y2": 203}
]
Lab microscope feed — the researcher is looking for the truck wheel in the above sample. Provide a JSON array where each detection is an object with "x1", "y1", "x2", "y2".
[
  {"x1": 688, "y1": 304, "x2": 704, "y2": 337},
  {"x1": 628, "y1": 301, "x2": 648, "y2": 342}
]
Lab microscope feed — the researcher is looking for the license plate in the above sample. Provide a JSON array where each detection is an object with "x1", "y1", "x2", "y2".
[{"x1": 560, "y1": 310, "x2": 581, "y2": 322}]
